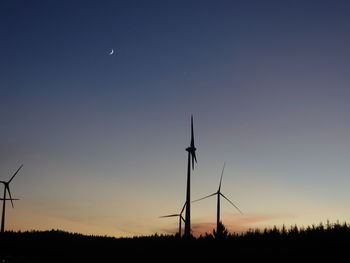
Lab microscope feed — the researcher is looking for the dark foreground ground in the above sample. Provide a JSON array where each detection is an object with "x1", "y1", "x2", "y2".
[{"x1": 1, "y1": 223, "x2": 349, "y2": 262}]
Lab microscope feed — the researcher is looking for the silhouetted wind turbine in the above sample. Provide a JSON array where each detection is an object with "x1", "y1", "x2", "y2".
[
  {"x1": 184, "y1": 116, "x2": 197, "y2": 238},
  {"x1": 159, "y1": 202, "x2": 186, "y2": 237},
  {"x1": 0, "y1": 164, "x2": 23, "y2": 233},
  {"x1": 193, "y1": 163, "x2": 242, "y2": 235}
]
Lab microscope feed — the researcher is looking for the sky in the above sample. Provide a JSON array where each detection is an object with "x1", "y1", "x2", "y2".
[{"x1": 1, "y1": 0, "x2": 350, "y2": 237}]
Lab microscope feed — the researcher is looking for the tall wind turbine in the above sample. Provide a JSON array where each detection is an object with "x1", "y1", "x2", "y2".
[
  {"x1": 184, "y1": 116, "x2": 197, "y2": 238},
  {"x1": 159, "y1": 202, "x2": 186, "y2": 237},
  {"x1": 0, "y1": 164, "x2": 23, "y2": 233},
  {"x1": 193, "y1": 163, "x2": 242, "y2": 235}
]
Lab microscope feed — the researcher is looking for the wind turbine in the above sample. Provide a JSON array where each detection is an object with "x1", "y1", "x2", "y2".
[
  {"x1": 0, "y1": 164, "x2": 23, "y2": 233},
  {"x1": 184, "y1": 116, "x2": 197, "y2": 238},
  {"x1": 193, "y1": 163, "x2": 242, "y2": 235},
  {"x1": 159, "y1": 202, "x2": 186, "y2": 237}
]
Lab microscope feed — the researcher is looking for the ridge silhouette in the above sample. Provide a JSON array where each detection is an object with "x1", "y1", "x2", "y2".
[{"x1": 1, "y1": 222, "x2": 349, "y2": 262}]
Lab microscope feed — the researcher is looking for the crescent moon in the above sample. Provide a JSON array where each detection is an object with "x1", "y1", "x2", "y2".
[{"x1": 109, "y1": 49, "x2": 114, "y2": 55}]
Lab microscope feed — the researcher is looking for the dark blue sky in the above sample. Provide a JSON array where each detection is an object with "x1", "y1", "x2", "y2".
[{"x1": 2, "y1": 0, "x2": 350, "y2": 236}]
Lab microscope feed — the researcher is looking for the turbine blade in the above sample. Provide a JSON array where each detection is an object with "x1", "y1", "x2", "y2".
[
  {"x1": 180, "y1": 202, "x2": 186, "y2": 215},
  {"x1": 191, "y1": 152, "x2": 197, "y2": 170},
  {"x1": 180, "y1": 215, "x2": 185, "y2": 223},
  {"x1": 159, "y1": 214, "x2": 180, "y2": 218},
  {"x1": 192, "y1": 192, "x2": 217, "y2": 203},
  {"x1": 218, "y1": 162, "x2": 226, "y2": 191},
  {"x1": 0, "y1": 198, "x2": 19, "y2": 200},
  {"x1": 193, "y1": 151, "x2": 197, "y2": 163},
  {"x1": 220, "y1": 193, "x2": 243, "y2": 214},
  {"x1": 6, "y1": 185, "x2": 14, "y2": 208},
  {"x1": 190, "y1": 115, "x2": 194, "y2": 147},
  {"x1": 8, "y1": 164, "x2": 23, "y2": 183}
]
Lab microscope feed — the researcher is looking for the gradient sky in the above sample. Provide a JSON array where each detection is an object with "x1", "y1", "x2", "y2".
[{"x1": 2, "y1": 0, "x2": 350, "y2": 237}]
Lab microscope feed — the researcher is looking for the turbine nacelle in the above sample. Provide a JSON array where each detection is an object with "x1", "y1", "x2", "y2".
[
  {"x1": 159, "y1": 214, "x2": 185, "y2": 222},
  {"x1": 185, "y1": 115, "x2": 197, "y2": 170},
  {"x1": 186, "y1": 146, "x2": 196, "y2": 152},
  {"x1": 0, "y1": 181, "x2": 15, "y2": 208},
  {"x1": 186, "y1": 147, "x2": 197, "y2": 170},
  {"x1": 0, "y1": 183, "x2": 15, "y2": 208}
]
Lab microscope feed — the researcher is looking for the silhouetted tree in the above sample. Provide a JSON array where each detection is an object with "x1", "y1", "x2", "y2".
[{"x1": 213, "y1": 221, "x2": 229, "y2": 240}]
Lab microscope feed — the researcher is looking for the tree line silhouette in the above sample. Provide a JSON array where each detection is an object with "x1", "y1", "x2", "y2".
[{"x1": 1, "y1": 221, "x2": 349, "y2": 262}]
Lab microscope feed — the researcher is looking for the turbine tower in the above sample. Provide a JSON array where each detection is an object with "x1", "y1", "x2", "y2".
[
  {"x1": 159, "y1": 202, "x2": 186, "y2": 237},
  {"x1": 184, "y1": 116, "x2": 197, "y2": 238},
  {"x1": 0, "y1": 164, "x2": 23, "y2": 233},
  {"x1": 193, "y1": 163, "x2": 242, "y2": 235}
]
